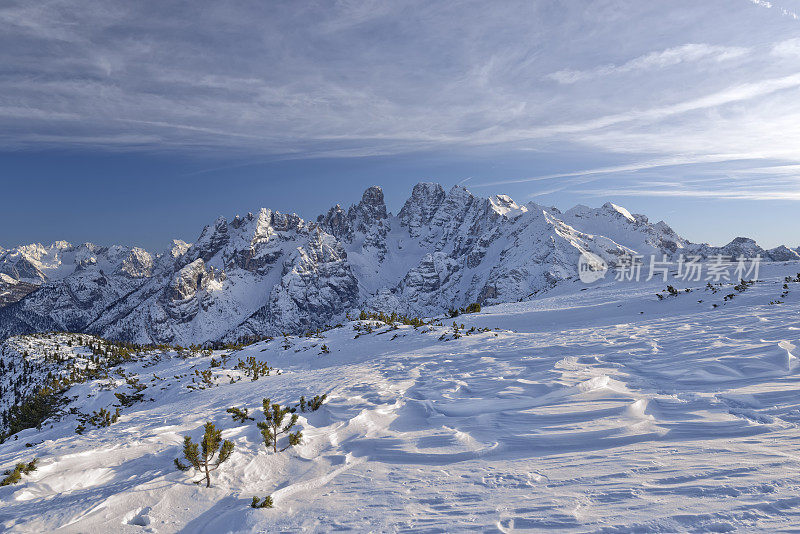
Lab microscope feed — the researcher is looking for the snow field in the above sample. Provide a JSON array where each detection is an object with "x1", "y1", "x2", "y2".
[{"x1": 1, "y1": 264, "x2": 800, "y2": 531}]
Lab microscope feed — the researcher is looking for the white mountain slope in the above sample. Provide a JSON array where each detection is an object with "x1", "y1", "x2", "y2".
[
  {"x1": 1, "y1": 183, "x2": 798, "y2": 344},
  {"x1": 560, "y1": 202, "x2": 689, "y2": 255},
  {"x1": 2, "y1": 263, "x2": 800, "y2": 531},
  {"x1": 0, "y1": 241, "x2": 154, "y2": 284},
  {"x1": 94, "y1": 210, "x2": 359, "y2": 345},
  {"x1": 0, "y1": 243, "x2": 159, "y2": 337}
]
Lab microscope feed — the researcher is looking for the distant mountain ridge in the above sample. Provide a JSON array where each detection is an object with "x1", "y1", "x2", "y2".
[{"x1": 1, "y1": 183, "x2": 798, "y2": 344}]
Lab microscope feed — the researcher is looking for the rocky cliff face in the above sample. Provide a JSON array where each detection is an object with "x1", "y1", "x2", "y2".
[
  {"x1": 2, "y1": 183, "x2": 798, "y2": 343},
  {"x1": 90, "y1": 209, "x2": 359, "y2": 345}
]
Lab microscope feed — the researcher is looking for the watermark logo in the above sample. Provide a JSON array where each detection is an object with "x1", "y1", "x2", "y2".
[
  {"x1": 578, "y1": 252, "x2": 608, "y2": 284},
  {"x1": 578, "y1": 253, "x2": 762, "y2": 284}
]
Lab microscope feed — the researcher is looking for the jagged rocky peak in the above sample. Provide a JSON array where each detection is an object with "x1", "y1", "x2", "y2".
[
  {"x1": 489, "y1": 194, "x2": 528, "y2": 218},
  {"x1": 168, "y1": 258, "x2": 207, "y2": 303},
  {"x1": 315, "y1": 185, "x2": 390, "y2": 259},
  {"x1": 601, "y1": 202, "x2": 636, "y2": 222},
  {"x1": 118, "y1": 247, "x2": 155, "y2": 279},
  {"x1": 317, "y1": 204, "x2": 350, "y2": 240},
  {"x1": 2, "y1": 183, "x2": 799, "y2": 345},
  {"x1": 429, "y1": 185, "x2": 477, "y2": 228},
  {"x1": 525, "y1": 201, "x2": 562, "y2": 217},
  {"x1": 564, "y1": 202, "x2": 637, "y2": 223},
  {"x1": 227, "y1": 209, "x2": 272, "y2": 250},
  {"x1": 560, "y1": 201, "x2": 689, "y2": 255},
  {"x1": 267, "y1": 229, "x2": 359, "y2": 333},
  {"x1": 194, "y1": 216, "x2": 230, "y2": 261},
  {"x1": 0, "y1": 241, "x2": 70, "y2": 282},
  {"x1": 188, "y1": 208, "x2": 307, "y2": 270},
  {"x1": 269, "y1": 210, "x2": 305, "y2": 233},
  {"x1": 399, "y1": 182, "x2": 446, "y2": 236},
  {"x1": 169, "y1": 239, "x2": 192, "y2": 259},
  {"x1": 349, "y1": 185, "x2": 388, "y2": 227},
  {"x1": 714, "y1": 237, "x2": 765, "y2": 259},
  {"x1": 767, "y1": 245, "x2": 800, "y2": 261},
  {"x1": 726, "y1": 237, "x2": 759, "y2": 252}
]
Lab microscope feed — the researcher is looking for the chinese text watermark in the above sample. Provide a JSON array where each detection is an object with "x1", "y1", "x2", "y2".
[{"x1": 578, "y1": 253, "x2": 761, "y2": 284}]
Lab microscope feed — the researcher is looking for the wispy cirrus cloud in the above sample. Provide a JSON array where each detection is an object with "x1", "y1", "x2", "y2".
[
  {"x1": 473, "y1": 154, "x2": 754, "y2": 188},
  {"x1": 772, "y1": 37, "x2": 800, "y2": 56},
  {"x1": 4, "y1": 0, "x2": 800, "y2": 249},
  {"x1": 577, "y1": 185, "x2": 800, "y2": 201},
  {"x1": 1, "y1": 0, "x2": 800, "y2": 178},
  {"x1": 546, "y1": 44, "x2": 749, "y2": 84}
]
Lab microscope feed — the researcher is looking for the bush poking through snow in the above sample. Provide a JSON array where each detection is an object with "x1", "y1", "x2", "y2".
[
  {"x1": 75, "y1": 407, "x2": 121, "y2": 434},
  {"x1": 227, "y1": 407, "x2": 254, "y2": 423},
  {"x1": 656, "y1": 285, "x2": 685, "y2": 300},
  {"x1": 447, "y1": 302, "x2": 481, "y2": 318},
  {"x1": 297, "y1": 393, "x2": 327, "y2": 412},
  {"x1": 257, "y1": 398, "x2": 302, "y2": 453},
  {"x1": 250, "y1": 495, "x2": 274, "y2": 509},
  {"x1": 308, "y1": 394, "x2": 327, "y2": 412},
  {"x1": 464, "y1": 302, "x2": 481, "y2": 314},
  {"x1": 357, "y1": 310, "x2": 428, "y2": 327},
  {"x1": 0, "y1": 458, "x2": 37, "y2": 486},
  {"x1": 1, "y1": 385, "x2": 66, "y2": 443},
  {"x1": 174, "y1": 422, "x2": 234, "y2": 487},
  {"x1": 114, "y1": 391, "x2": 144, "y2": 407},
  {"x1": 235, "y1": 356, "x2": 274, "y2": 381}
]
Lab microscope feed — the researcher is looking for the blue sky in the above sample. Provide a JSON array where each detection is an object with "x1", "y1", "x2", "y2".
[{"x1": 2, "y1": 0, "x2": 800, "y2": 251}]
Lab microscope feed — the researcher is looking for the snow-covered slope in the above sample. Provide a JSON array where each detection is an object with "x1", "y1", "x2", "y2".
[
  {"x1": 0, "y1": 242, "x2": 154, "y2": 284},
  {"x1": 2, "y1": 264, "x2": 800, "y2": 531},
  {"x1": 561, "y1": 202, "x2": 688, "y2": 255},
  {"x1": 91, "y1": 210, "x2": 359, "y2": 346},
  {"x1": 0, "y1": 274, "x2": 38, "y2": 307},
  {"x1": 2, "y1": 183, "x2": 798, "y2": 344}
]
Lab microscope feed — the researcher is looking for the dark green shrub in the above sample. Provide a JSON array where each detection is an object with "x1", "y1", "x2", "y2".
[{"x1": 174, "y1": 422, "x2": 234, "y2": 487}]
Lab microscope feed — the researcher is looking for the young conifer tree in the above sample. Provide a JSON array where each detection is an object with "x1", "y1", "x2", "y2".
[
  {"x1": 0, "y1": 458, "x2": 37, "y2": 486},
  {"x1": 256, "y1": 398, "x2": 302, "y2": 453},
  {"x1": 174, "y1": 422, "x2": 234, "y2": 487},
  {"x1": 251, "y1": 495, "x2": 274, "y2": 508},
  {"x1": 227, "y1": 407, "x2": 253, "y2": 423}
]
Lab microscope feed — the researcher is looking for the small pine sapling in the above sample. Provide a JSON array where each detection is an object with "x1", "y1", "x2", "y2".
[
  {"x1": 464, "y1": 302, "x2": 481, "y2": 314},
  {"x1": 1, "y1": 458, "x2": 37, "y2": 486},
  {"x1": 227, "y1": 407, "x2": 254, "y2": 423},
  {"x1": 251, "y1": 495, "x2": 274, "y2": 508},
  {"x1": 257, "y1": 398, "x2": 302, "y2": 453},
  {"x1": 174, "y1": 422, "x2": 234, "y2": 487},
  {"x1": 308, "y1": 394, "x2": 328, "y2": 411}
]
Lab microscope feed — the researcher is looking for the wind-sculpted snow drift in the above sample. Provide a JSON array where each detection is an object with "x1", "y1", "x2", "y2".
[{"x1": 1, "y1": 183, "x2": 798, "y2": 344}]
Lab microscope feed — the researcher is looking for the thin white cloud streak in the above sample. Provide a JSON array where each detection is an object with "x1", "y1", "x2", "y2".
[
  {"x1": 577, "y1": 187, "x2": 800, "y2": 201},
  {"x1": 732, "y1": 163, "x2": 800, "y2": 174},
  {"x1": 547, "y1": 44, "x2": 749, "y2": 84},
  {"x1": 472, "y1": 154, "x2": 759, "y2": 188},
  {"x1": 491, "y1": 72, "x2": 800, "y2": 143}
]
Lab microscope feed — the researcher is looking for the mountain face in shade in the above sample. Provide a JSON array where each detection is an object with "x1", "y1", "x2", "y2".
[{"x1": 1, "y1": 183, "x2": 797, "y2": 344}]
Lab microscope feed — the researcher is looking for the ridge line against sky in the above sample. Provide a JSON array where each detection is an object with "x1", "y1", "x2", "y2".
[{"x1": 2, "y1": 0, "x2": 800, "y2": 249}]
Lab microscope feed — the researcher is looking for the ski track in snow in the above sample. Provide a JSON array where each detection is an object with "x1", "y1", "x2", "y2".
[{"x1": 2, "y1": 265, "x2": 800, "y2": 531}]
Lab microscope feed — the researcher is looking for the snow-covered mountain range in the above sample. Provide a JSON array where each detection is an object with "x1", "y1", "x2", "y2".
[{"x1": 1, "y1": 183, "x2": 798, "y2": 344}]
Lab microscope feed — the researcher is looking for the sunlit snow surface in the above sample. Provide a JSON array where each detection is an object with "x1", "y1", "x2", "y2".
[{"x1": 2, "y1": 263, "x2": 800, "y2": 532}]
